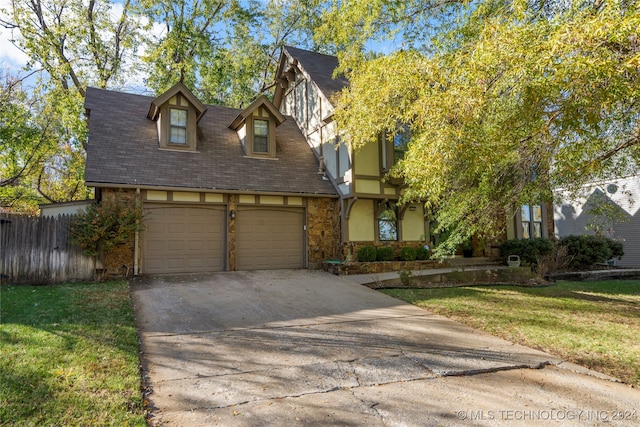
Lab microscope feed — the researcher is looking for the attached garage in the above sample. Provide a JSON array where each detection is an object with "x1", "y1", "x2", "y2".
[
  {"x1": 236, "y1": 206, "x2": 305, "y2": 270},
  {"x1": 142, "y1": 204, "x2": 226, "y2": 274}
]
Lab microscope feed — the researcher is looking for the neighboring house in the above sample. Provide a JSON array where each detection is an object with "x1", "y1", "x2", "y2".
[
  {"x1": 555, "y1": 176, "x2": 640, "y2": 267},
  {"x1": 84, "y1": 46, "x2": 553, "y2": 275},
  {"x1": 40, "y1": 200, "x2": 95, "y2": 217}
]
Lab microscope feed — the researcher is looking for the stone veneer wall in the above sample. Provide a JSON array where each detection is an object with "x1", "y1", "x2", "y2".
[
  {"x1": 307, "y1": 197, "x2": 341, "y2": 268},
  {"x1": 100, "y1": 188, "x2": 138, "y2": 277}
]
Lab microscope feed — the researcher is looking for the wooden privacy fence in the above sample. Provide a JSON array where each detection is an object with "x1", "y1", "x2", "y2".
[{"x1": 0, "y1": 214, "x2": 97, "y2": 285}]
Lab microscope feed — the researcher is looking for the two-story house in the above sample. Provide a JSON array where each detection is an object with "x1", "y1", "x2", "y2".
[{"x1": 84, "y1": 46, "x2": 553, "y2": 275}]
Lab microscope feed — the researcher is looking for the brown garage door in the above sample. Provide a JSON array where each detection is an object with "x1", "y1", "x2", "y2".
[
  {"x1": 142, "y1": 204, "x2": 226, "y2": 274},
  {"x1": 236, "y1": 207, "x2": 305, "y2": 270}
]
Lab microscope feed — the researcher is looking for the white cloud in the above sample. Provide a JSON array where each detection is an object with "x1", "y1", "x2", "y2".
[{"x1": 0, "y1": 27, "x2": 29, "y2": 70}]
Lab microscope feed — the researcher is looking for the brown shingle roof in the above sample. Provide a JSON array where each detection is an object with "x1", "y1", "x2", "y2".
[
  {"x1": 84, "y1": 87, "x2": 337, "y2": 196},
  {"x1": 282, "y1": 46, "x2": 349, "y2": 99}
]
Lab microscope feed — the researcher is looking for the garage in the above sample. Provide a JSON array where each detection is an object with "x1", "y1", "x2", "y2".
[
  {"x1": 142, "y1": 204, "x2": 226, "y2": 274},
  {"x1": 236, "y1": 206, "x2": 305, "y2": 270}
]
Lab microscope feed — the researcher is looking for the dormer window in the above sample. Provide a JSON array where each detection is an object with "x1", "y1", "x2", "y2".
[
  {"x1": 253, "y1": 119, "x2": 269, "y2": 153},
  {"x1": 229, "y1": 95, "x2": 285, "y2": 159},
  {"x1": 147, "y1": 82, "x2": 207, "y2": 151},
  {"x1": 169, "y1": 108, "x2": 188, "y2": 145}
]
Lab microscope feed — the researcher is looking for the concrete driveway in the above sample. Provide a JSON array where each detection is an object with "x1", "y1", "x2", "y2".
[{"x1": 131, "y1": 270, "x2": 640, "y2": 426}]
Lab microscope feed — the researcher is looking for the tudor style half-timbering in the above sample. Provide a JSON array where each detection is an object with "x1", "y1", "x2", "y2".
[
  {"x1": 84, "y1": 81, "x2": 339, "y2": 275},
  {"x1": 274, "y1": 46, "x2": 429, "y2": 258},
  {"x1": 84, "y1": 46, "x2": 554, "y2": 276}
]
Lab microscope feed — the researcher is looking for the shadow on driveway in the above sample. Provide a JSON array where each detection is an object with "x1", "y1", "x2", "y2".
[{"x1": 131, "y1": 270, "x2": 640, "y2": 426}]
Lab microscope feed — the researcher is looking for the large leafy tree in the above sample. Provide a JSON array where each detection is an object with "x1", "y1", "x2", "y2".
[
  {"x1": 0, "y1": 0, "x2": 142, "y2": 211},
  {"x1": 141, "y1": 0, "x2": 321, "y2": 106},
  {"x1": 317, "y1": 0, "x2": 640, "y2": 253},
  {"x1": 0, "y1": 0, "x2": 320, "y2": 212}
]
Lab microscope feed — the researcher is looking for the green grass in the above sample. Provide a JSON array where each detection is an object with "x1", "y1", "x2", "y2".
[
  {"x1": 0, "y1": 281, "x2": 146, "y2": 426},
  {"x1": 382, "y1": 280, "x2": 640, "y2": 387}
]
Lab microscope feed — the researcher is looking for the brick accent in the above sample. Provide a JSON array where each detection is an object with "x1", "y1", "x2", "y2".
[{"x1": 306, "y1": 197, "x2": 341, "y2": 267}]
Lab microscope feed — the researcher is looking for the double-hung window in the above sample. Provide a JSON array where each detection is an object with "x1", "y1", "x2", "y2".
[
  {"x1": 169, "y1": 108, "x2": 187, "y2": 145},
  {"x1": 521, "y1": 204, "x2": 543, "y2": 239},
  {"x1": 253, "y1": 119, "x2": 269, "y2": 153}
]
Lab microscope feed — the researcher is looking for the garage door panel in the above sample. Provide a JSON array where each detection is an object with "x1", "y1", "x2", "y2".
[
  {"x1": 143, "y1": 204, "x2": 226, "y2": 274},
  {"x1": 236, "y1": 207, "x2": 304, "y2": 270}
]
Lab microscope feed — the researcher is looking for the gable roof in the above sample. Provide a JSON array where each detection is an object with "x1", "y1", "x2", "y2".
[
  {"x1": 147, "y1": 81, "x2": 207, "y2": 122},
  {"x1": 84, "y1": 87, "x2": 337, "y2": 197},
  {"x1": 274, "y1": 46, "x2": 349, "y2": 107},
  {"x1": 229, "y1": 95, "x2": 285, "y2": 130}
]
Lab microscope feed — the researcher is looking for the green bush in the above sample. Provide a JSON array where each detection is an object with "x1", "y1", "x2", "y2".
[
  {"x1": 400, "y1": 247, "x2": 417, "y2": 261},
  {"x1": 376, "y1": 246, "x2": 394, "y2": 261},
  {"x1": 357, "y1": 246, "x2": 377, "y2": 262},
  {"x1": 608, "y1": 239, "x2": 625, "y2": 259},
  {"x1": 559, "y1": 235, "x2": 624, "y2": 270},
  {"x1": 415, "y1": 246, "x2": 429, "y2": 260},
  {"x1": 499, "y1": 238, "x2": 554, "y2": 267}
]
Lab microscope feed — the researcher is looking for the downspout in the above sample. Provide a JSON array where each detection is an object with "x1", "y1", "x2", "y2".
[{"x1": 134, "y1": 187, "x2": 140, "y2": 276}]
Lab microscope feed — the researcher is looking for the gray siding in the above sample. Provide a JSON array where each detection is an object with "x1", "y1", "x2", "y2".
[{"x1": 555, "y1": 176, "x2": 640, "y2": 268}]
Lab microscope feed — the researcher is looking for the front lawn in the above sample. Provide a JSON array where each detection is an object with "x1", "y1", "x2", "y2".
[
  {"x1": 0, "y1": 280, "x2": 145, "y2": 426},
  {"x1": 382, "y1": 280, "x2": 640, "y2": 387}
]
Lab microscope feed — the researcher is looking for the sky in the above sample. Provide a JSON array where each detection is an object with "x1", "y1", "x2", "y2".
[{"x1": 0, "y1": 0, "x2": 403, "y2": 93}]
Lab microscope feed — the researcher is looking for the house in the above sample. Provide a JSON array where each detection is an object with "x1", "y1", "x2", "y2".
[
  {"x1": 39, "y1": 200, "x2": 95, "y2": 217},
  {"x1": 84, "y1": 46, "x2": 553, "y2": 275},
  {"x1": 555, "y1": 175, "x2": 639, "y2": 267}
]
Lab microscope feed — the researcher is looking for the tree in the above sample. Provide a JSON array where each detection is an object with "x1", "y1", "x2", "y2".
[
  {"x1": 0, "y1": 0, "x2": 143, "y2": 212},
  {"x1": 1, "y1": 0, "x2": 323, "y2": 211},
  {"x1": 140, "y1": 0, "x2": 321, "y2": 106},
  {"x1": 317, "y1": 0, "x2": 640, "y2": 254},
  {"x1": 0, "y1": 72, "x2": 50, "y2": 213}
]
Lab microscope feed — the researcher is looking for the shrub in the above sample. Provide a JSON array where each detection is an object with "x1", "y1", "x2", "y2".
[
  {"x1": 357, "y1": 246, "x2": 377, "y2": 262},
  {"x1": 399, "y1": 269, "x2": 413, "y2": 286},
  {"x1": 415, "y1": 246, "x2": 429, "y2": 260},
  {"x1": 499, "y1": 238, "x2": 554, "y2": 267},
  {"x1": 559, "y1": 235, "x2": 623, "y2": 270},
  {"x1": 70, "y1": 199, "x2": 144, "y2": 280},
  {"x1": 607, "y1": 239, "x2": 625, "y2": 259},
  {"x1": 376, "y1": 246, "x2": 394, "y2": 261},
  {"x1": 399, "y1": 247, "x2": 417, "y2": 261}
]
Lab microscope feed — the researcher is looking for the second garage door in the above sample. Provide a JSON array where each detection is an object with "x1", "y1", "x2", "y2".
[
  {"x1": 236, "y1": 206, "x2": 305, "y2": 270},
  {"x1": 142, "y1": 204, "x2": 226, "y2": 274}
]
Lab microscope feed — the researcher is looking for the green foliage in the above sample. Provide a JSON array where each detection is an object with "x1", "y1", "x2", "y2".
[
  {"x1": 357, "y1": 245, "x2": 377, "y2": 262},
  {"x1": 399, "y1": 269, "x2": 413, "y2": 286},
  {"x1": 320, "y1": 0, "x2": 640, "y2": 254},
  {"x1": 399, "y1": 246, "x2": 417, "y2": 261},
  {"x1": 0, "y1": 0, "x2": 320, "y2": 212},
  {"x1": 70, "y1": 199, "x2": 144, "y2": 260},
  {"x1": 376, "y1": 246, "x2": 394, "y2": 261},
  {"x1": 499, "y1": 238, "x2": 554, "y2": 267},
  {"x1": 415, "y1": 246, "x2": 430, "y2": 260},
  {"x1": 559, "y1": 235, "x2": 623, "y2": 270}
]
